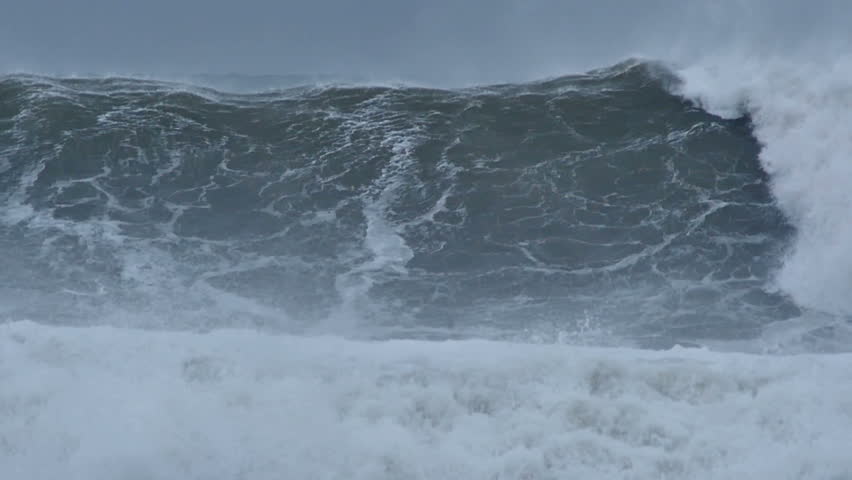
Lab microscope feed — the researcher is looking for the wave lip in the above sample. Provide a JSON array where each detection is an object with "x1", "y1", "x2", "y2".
[
  {"x1": 2, "y1": 321, "x2": 851, "y2": 479},
  {"x1": 675, "y1": 56, "x2": 852, "y2": 318}
]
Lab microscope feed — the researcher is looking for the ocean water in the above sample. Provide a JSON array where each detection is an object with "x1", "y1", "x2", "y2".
[{"x1": 2, "y1": 56, "x2": 852, "y2": 478}]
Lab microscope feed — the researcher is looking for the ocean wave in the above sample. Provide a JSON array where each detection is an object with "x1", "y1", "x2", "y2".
[
  {"x1": 675, "y1": 55, "x2": 852, "y2": 318},
  {"x1": 0, "y1": 64, "x2": 809, "y2": 348}
]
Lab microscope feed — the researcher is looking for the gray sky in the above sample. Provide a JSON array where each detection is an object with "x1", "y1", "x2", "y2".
[{"x1": 1, "y1": 0, "x2": 848, "y2": 85}]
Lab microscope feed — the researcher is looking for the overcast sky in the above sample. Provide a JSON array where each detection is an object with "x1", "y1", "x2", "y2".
[{"x1": 1, "y1": 0, "x2": 848, "y2": 84}]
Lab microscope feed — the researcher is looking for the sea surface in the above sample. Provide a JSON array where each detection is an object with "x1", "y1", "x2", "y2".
[{"x1": 2, "y1": 59, "x2": 851, "y2": 479}]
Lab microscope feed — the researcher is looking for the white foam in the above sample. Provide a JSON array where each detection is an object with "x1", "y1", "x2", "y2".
[
  {"x1": 1, "y1": 321, "x2": 850, "y2": 480},
  {"x1": 675, "y1": 55, "x2": 852, "y2": 316},
  {"x1": 328, "y1": 97, "x2": 420, "y2": 329}
]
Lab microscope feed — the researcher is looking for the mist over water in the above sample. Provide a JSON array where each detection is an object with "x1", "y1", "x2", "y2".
[
  {"x1": 3, "y1": 1, "x2": 852, "y2": 479},
  {"x1": 2, "y1": 0, "x2": 850, "y2": 84}
]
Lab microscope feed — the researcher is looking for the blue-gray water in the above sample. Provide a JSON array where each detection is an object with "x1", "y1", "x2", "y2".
[
  {"x1": 0, "y1": 62, "x2": 806, "y2": 348},
  {"x1": 4, "y1": 54, "x2": 852, "y2": 479}
]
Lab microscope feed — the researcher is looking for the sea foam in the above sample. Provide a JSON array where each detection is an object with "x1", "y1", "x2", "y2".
[
  {"x1": 676, "y1": 56, "x2": 852, "y2": 317},
  {"x1": 2, "y1": 321, "x2": 850, "y2": 480}
]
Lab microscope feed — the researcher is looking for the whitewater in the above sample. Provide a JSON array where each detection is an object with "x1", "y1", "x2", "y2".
[
  {"x1": 4, "y1": 10, "x2": 852, "y2": 480},
  {"x1": 3, "y1": 321, "x2": 851, "y2": 480}
]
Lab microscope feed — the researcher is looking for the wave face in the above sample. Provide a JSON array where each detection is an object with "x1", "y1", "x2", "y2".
[{"x1": 0, "y1": 63, "x2": 806, "y2": 347}]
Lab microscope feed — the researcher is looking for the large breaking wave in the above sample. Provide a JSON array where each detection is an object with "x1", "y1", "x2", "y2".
[
  {"x1": 0, "y1": 62, "x2": 811, "y2": 347},
  {"x1": 2, "y1": 54, "x2": 852, "y2": 479}
]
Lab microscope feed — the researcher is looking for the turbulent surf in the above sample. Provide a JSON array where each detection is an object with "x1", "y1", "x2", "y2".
[{"x1": 2, "y1": 58, "x2": 851, "y2": 479}]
